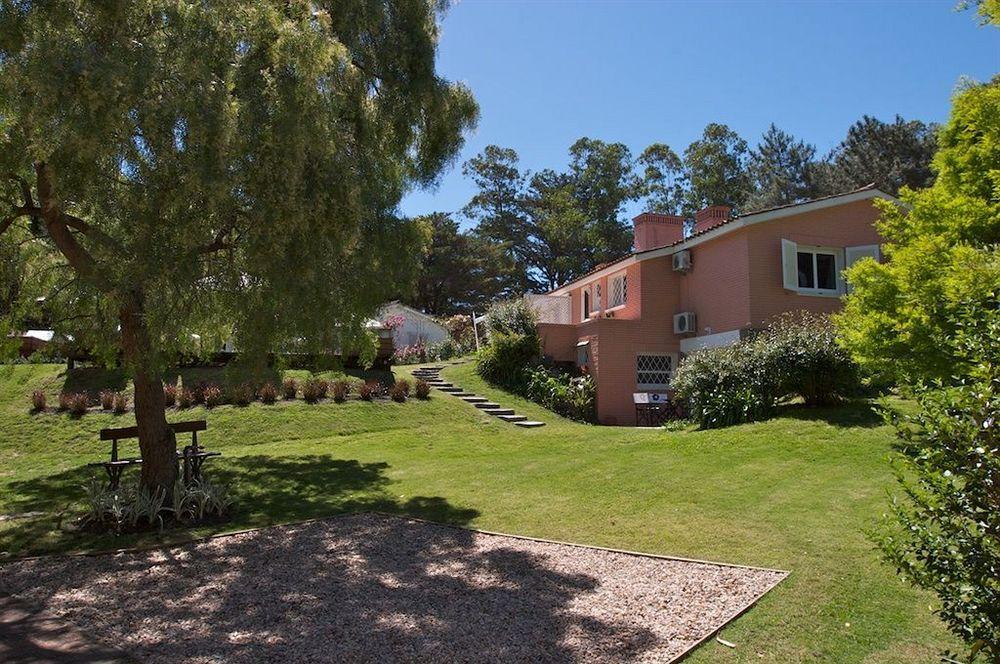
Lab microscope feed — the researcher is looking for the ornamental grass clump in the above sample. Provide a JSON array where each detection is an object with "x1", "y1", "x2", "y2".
[
  {"x1": 230, "y1": 383, "x2": 254, "y2": 407},
  {"x1": 112, "y1": 391, "x2": 129, "y2": 414},
  {"x1": 203, "y1": 385, "x2": 224, "y2": 408},
  {"x1": 57, "y1": 392, "x2": 73, "y2": 412},
  {"x1": 331, "y1": 379, "x2": 351, "y2": 403},
  {"x1": 389, "y1": 382, "x2": 408, "y2": 402},
  {"x1": 414, "y1": 379, "x2": 431, "y2": 400},
  {"x1": 258, "y1": 382, "x2": 278, "y2": 404},
  {"x1": 302, "y1": 378, "x2": 326, "y2": 404},
  {"x1": 30, "y1": 389, "x2": 47, "y2": 412},
  {"x1": 99, "y1": 389, "x2": 115, "y2": 411},
  {"x1": 163, "y1": 384, "x2": 177, "y2": 407},
  {"x1": 177, "y1": 388, "x2": 194, "y2": 409},
  {"x1": 282, "y1": 377, "x2": 298, "y2": 400},
  {"x1": 68, "y1": 392, "x2": 89, "y2": 418},
  {"x1": 358, "y1": 381, "x2": 381, "y2": 401}
]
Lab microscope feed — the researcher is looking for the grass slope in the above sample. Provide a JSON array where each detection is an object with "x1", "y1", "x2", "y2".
[{"x1": 0, "y1": 362, "x2": 955, "y2": 662}]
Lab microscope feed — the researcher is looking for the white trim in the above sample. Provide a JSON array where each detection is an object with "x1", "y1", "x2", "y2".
[
  {"x1": 790, "y1": 244, "x2": 843, "y2": 296},
  {"x1": 679, "y1": 329, "x2": 742, "y2": 354},
  {"x1": 549, "y1": 189, "x2": 897, "y2": 296},
  {"x1": 608, "y1": 270, "x2": 628, "y2": 309}
]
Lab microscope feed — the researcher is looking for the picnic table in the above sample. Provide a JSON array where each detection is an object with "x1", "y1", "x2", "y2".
[{"x1": 89, "y1": 420, "x2": 221, "y2": 489}]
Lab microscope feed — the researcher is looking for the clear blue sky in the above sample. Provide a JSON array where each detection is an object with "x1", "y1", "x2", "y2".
[{"x1": 400, "y1": 0, "x2": 998, "y2": 225}]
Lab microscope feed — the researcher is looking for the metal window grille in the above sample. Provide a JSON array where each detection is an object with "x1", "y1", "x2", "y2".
[
  {"x1": 636, "y1": 354, "x2": 673, "y2": 388},
  {"x1": 609, "y1": 273, "x2": 627, "y2": 308}
]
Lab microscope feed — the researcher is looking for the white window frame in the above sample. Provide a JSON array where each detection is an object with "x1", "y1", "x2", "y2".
[
  {"x1": 594, "y1": 282, "x2": 602, "y2": 312},
  {"x1": 781, "y1": 239, "x2": 844, "y2": 297},
  {"x1": 581, "y1": 287, "x2": 590, "y2": 321},
  {"x1": 636, "y1": 353, "x2": 675, "y2": 390},
  {"x1": 607, "y1": 271, "x2": 628, "y2": 310}
]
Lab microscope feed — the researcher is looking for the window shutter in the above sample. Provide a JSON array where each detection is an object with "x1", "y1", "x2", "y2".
[
  {"x1": 781, "y1": 239, "x2": 798, "y2": 290},
  {"x1": 845, "y1": 245, "x2": 881, "y2": 293},
  {"x1": 834, "y1": 248, "x2": 846, "y2": 294}
]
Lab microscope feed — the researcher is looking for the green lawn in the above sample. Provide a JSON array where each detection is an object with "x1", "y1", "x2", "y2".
[{"x1": 0, "y1": 361, "x2": 955, "y2": 662}]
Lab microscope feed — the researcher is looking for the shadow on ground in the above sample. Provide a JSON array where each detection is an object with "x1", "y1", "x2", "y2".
[
  {"x1": 0, "y1": 454, "x2": 477, "y2": 558},
  {"x1": 777, "y1": 400, "x2": 884, "y2": 428},
  {"x1": 0, "y1": 513, "x2": 660, "y2": 663}
]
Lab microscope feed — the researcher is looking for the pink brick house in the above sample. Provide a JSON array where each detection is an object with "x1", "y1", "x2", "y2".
[{"x1": 530, "y1": 186, "x2": 892, "y2": 425}]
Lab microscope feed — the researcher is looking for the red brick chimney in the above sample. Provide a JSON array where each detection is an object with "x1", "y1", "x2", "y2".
[
  {"x1": 633, "y1": 212, "x2": 685, "y2": 251},
  {"x1": 693, "y1": 205, "x2": 731, "y2": 234}
]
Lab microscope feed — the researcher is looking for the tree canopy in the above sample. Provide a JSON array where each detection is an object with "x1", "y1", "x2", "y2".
[{"x1": 0, "y1": 0, "x2": 477, "y2": 490}]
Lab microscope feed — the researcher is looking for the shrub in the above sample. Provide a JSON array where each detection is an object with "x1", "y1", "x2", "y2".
[
  {"x1": 112, "y1": 391, "x2": 129, "y2": 414},
  {"x1": 203, "y1": 384, "x2": 224, "y2": 408},
  {"x1": 525, "y1": 366, "x2": 596, "y2": 423},
  {"x1": 258, "y1": 382, "x2": 278, "y2": 404},
  {"x1": 316, "y1": 378, "x2": 329, "y2": 399},
  {"x1": 163, "y1": 384, "x2": 177, "y2": 407},
  {"x1": 394, "y1": 379, "x2": 411, "y2": 397},
  {"x1": 230, "y1": 383, "x2": 254, "y2": 407},
  {"x1": 414, "y1": 379, "x2": 430, "y2": 399},
  {"x1": 302, "y1": 378, "x2": 326, "y2": 403},
  {"x1": 191, "y1": 382, "x2": 207, "y2": 405},
  {"x1": 393, "y1": 342, "x2": 426, "y2": 365},
  {"x1": 358, "y1": 381, "x2": 384, "y2": 401},
  {"x1": 99, "y1": 389, "x2": 115, "y2": 410},
  {"x1": 281, "y1": 377, "x2": 298, "y2": 400},
  {"x1": 57, "y1": 392, "x2": 73, "y2": 412},
  {"x1": 177, "y1": 388, "x2": 194, "y2": 409},
  {"x1": 331, "y1": 379, "x2": 351, "y2": 403},
  {"x1": 30, "y1": 389, "x2": 47, "y2": 412},
  {"x1": 68, "y1": 392, "x2": 89, "y2": 417},
  {"x1": 871, "y1": 306, "x2": 1000, "y2": 663},
  {"x1": 83, "y1": 476, "x2": 234, "y2": 533},
  {"x1": 389, "y1": 383, "x2": 407, "y2": 402},
  {"x1": 672, "y1": 312, "x2": 862, "y2": 429},
  {"x1": 484, "y1": 298, "x2": 537, "y2": 337},
  {"x1": 475, "y1": 331, "x2": 541, "y2": 392},
  {"x1": 761, "y1": 312, "x2": 859, "y2": 406}
]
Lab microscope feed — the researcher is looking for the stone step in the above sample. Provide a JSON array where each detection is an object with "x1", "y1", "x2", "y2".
[
  {"x1": 438, "y1": 387, "x2": 464, "y2": 394},
  {"x1": 497, "y1": 414, "x2": 528, "y2": 422},
  {"x1": 473, "y1": 402, "x2": 501, "y2": 410},
  {"x1": 460, "y1": 396, "x2": 488, "y2": 403},
  {"x1": 453, "y1": 392, "x2": 476, "y2": 398},
  {"x1": 482, "y1": 408, "x2": 515, "y2": 416},
  {"x1": 429, "y1": 382, "x2": 453, "y2": 388},
  {"x1": 514, "y1": 420, "x2": 546, "y2": 428}
]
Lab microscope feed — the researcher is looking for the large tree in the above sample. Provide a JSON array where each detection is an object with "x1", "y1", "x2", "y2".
[
  {"x1": 836, "y1": 77, "x2": 999, "y2": 384},
  {"x1": 745, "y1": 124, "x2": 817, "y2": 211},
  {"x1": 814, "y1": 115, "x2": 937, "y2": 196},
  {"x1": 566, "y1": 137, "x2": 637, "y2": 262},
  {"x1": 682, "y1": 123, "x2": 752, "y2": 214},
  {"x1": 0, "y1": 1, "x2": 477, "y2": 492}
]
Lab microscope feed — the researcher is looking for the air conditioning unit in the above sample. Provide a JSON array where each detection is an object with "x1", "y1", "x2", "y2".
[
  {"x1": 673, "y1": 311, "x2": 697, "y2": 335},
  {"x1": 672, "y1": 249, "x2": 692, "y2": 272}
]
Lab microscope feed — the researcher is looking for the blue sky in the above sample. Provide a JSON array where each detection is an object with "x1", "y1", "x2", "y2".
[{"x1": 400, "y1": 0, "x2": 998, "y2": 225}]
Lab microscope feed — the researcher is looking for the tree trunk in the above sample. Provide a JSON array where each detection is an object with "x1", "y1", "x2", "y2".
[{"x1": 120, "y1": 294, "x2": 177, "y2": 493}]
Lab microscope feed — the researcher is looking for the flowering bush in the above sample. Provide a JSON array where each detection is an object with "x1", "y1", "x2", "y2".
[
  {"x1": 282, "y1": 377, "x2": 298, "y2": 400},
  {"x1": 30, "y1": 389, "x2": 46, "y2": 412},
  {"x1": 393, "y1": 343, "x2": 427, "y2": 365},
  {"x1": 112, "y1": 391, "x2": 129, "y2": 414},
  {"x1": 383, "y1": 313, "x2": 406, "y2": 330},
  {"x1": 525, "y1": 367, "x2": 596, "y2": 423}
]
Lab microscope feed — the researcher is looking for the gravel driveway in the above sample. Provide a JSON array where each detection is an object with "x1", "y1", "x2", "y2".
[{"x1": 0, "y1": 513, "x2": 786, "y2": 663}]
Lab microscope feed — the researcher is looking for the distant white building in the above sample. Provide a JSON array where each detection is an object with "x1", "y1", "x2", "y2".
[{"x1": 379, "y1": 302, "x2": 450, "y2": 348}]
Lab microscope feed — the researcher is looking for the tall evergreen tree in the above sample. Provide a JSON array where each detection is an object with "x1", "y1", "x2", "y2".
[
  {"x1": 0, "y1": 1, "x2": 477, "y2": 492},
  {"x1": 682, "y1": 123, "x2": 752, "y2": 214},
  {"x1": 638, "y1": 143, "x2": 686, "y2": 215},
  {"x1": 566, "y1": 138, "x2": 639, "y2": 262},
  {"x1": 746, "y1": 124, "x2": 817, "y2": 210}
]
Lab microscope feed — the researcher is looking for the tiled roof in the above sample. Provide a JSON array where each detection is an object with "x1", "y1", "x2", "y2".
[{"x1": 546, "y1": 185, "x2": 883, "y2": 294}]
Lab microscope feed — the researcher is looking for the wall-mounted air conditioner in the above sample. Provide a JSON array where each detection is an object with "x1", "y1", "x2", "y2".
[
  {"x1": 672, "y1": 249, "x2": 692, "y2": 272},
  {"x1": 673, "y1": 311, "x2": 697, "y2": 335}
]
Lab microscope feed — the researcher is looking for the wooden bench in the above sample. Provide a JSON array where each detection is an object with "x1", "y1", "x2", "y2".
[{"x1": 89, "y1": 420, "x2": 221, "y2": 489}]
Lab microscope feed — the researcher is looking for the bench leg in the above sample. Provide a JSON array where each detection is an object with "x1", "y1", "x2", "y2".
[{"x1": 107, "y1": 465, "x2": 124, "y2": 491}]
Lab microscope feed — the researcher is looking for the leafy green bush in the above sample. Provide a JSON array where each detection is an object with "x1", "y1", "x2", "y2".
[
  {"x1": 484, "y1": 298, "x2": 537, "y2": 337},
  {"x1": 673, "y1": 312, "x2": 860, "y2": 429},
  {"x1": 84, "y1": 477, "x2": 234, "y2": 534},
  {"x1": 475, "y1": 331, "x2": 541, "y2": 391},
  {"x1": 672, "y1": 342, "x2": 778, "y2": 429},
  {"x1": 525, "y1": 366, "x2": 596, "y2": 423}
]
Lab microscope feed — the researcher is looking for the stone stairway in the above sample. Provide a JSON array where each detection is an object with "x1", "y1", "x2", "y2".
[{"x1": 411, "y1": 366, "x2": 544, "y2": 428}]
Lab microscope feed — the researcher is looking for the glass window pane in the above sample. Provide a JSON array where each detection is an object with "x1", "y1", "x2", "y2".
[
  {"x1": 816, "y1": 253, "x2": 836, "y2": 290},
  {"x1": 797, "y1": 252, "x2": 814, "y2": 289}
]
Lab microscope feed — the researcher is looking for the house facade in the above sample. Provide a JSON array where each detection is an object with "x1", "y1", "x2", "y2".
[{"x1": 532, "y1": 187, "x2": 890, "y2": 425}]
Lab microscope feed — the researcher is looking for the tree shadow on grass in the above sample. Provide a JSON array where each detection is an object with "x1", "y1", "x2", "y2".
[
  {"x1": 60, "y1": 366, "x2": 128, "y2": 399},
  {"x1": 0, "y1": 454, "x2": 478, "y2": 558},
  {"x1": 776, "y1": 400, "x2": 884, "y2": 429},
  {"x1": 0, "y1": 512, "x2": 660, "y2": 663}
]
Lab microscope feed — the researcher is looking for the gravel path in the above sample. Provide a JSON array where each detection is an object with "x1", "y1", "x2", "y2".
[{"x1": 0, "y1": 514, "x2": 786, "y2": 663}]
